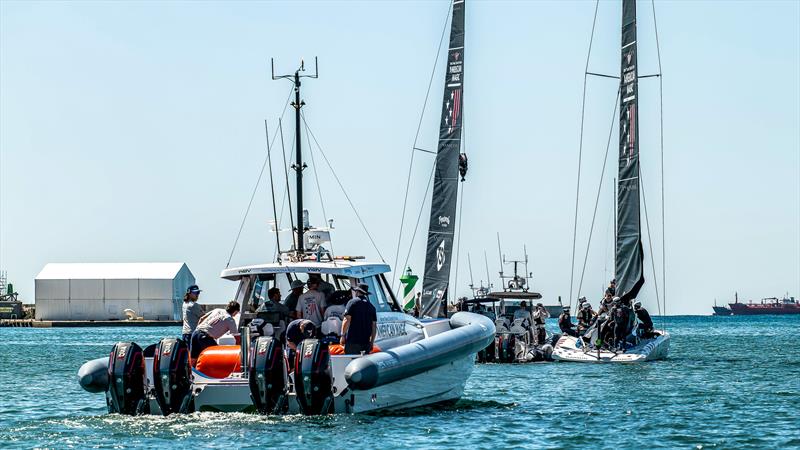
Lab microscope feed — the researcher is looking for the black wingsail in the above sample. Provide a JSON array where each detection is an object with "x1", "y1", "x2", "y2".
[
  {"x1": 615, "y1": 0, "x2": 645, "y2": 303},
  {"x1": 420, "y1": 0, "x2": 465, "y2": 318}
]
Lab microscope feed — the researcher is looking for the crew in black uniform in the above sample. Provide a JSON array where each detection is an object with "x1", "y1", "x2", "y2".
[
  {"x1": 558, "y1": 306, "x2": 578, "y2": 337},
  {"x1": 634, "y1": 301, "x2": 655, "y2": 338}
]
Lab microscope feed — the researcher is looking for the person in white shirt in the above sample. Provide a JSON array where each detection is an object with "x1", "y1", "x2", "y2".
[
  {"x1": 295, "y1": 278, "x2": 326, "y2": 327},
  {"x1": 190, "y1": 300, "x2": 240, "y2": 361}
]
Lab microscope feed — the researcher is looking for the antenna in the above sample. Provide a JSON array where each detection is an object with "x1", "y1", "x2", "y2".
[
  {"x1": 483, "y1": 250, "x2": 492, "y2": 291},
  {"x1": 496, "y1": 233, "x2": 504, "y2": 279},
  {"x1": 271, "y1": 57, "x2": 319, "y2": 257},
  {"x1": 467, "y1": 252, "x2": 475, "y2": 292}
]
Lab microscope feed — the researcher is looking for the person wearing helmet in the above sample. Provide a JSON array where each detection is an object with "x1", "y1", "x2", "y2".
[
  {"x1": 613, "y1": 297, "x2": 631, "y2": 349},
  {"x1": 634, "y1": 301, "x2": 655, "y2": 338},
  {"x1": 605, "y1": 279, "x2": 616, "y2": 297},
  {"x1": 558, "y1": 306, "x2": 578, "y2": 337},
  {"x1": 576, "y1": 301, "x2": 596, "y2": 335}
]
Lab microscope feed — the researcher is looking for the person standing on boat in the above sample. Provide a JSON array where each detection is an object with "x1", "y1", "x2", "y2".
[
  {"x1": 256, "y1": 287, "x2": 291, "y2": 340},
  {"x1": 308, "y1": 273, "x2": 334, "y2": 300},
  {"x1": 284, "y1": 280, "x2": 305, "y2": 318},
  {"x1": 558, "y1": 306, "x2": 578, "y2": 337},
  {"x1": 340, "y1": 283, "x2": 377, "y2": 355},
  {"x1": 605, "y1": 279, "x2": 616, "y2": 297},
  {"x1": 634, "y1": 301, "x2": 655, "y2": 338},
  {"x1": 296, "y1": 278, "x2": 326, "y2": 327},
  {"x1": 181, "y1": 285, "x2": 203, "y2": 342},
  {"x1": 576, "y1": 301, "x2": 595, "y2": 335},
  {"x1": 190, "y1": 300, "x2": 241, "y2": 361},
  {"x1": 532, "y1": 303, "x2": 549, "y2": 345}
]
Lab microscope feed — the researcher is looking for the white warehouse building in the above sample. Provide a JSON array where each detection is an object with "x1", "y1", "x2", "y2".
[{"x1": 35, "y1": 263, "x2": 195, "y2": 321}]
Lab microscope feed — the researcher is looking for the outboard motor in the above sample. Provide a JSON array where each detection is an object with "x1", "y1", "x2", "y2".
[
  {"x1": 248, "y1": 336, "x2": 287, "y2": 415},
  {"x1": 152, "y1": 338, "x2": 191, "y2": 415},
  {"x1": 294, "y1": 339, "x2": 333, "y2": 415},
  {"x1": 497, "y1": 334, "x2": 517, "y2": 363},
  {"x1": 106, "y1": 342, "x2": 147, "y2": 415}
]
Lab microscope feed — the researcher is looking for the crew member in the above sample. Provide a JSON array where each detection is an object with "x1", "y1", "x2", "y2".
[
  {"x1": 532, "y1": 302, "x2": 550, "y2": 345},
  {"x1": 514, "y1": 301, "x2": 532, "y2": 322},
  {"x1": 340, "y1": 283, "x2": 377, "y2": 355},
  {"x1": 283, "y1": 280, "x2": 305, "y2": 318},
  {"x1": 612, "y1": 297, "x2": 630, "y2": 349},
  {"x1": 285, "y1": 318, "x2": 316, "y2": 351},
  {"x1": 190, "y1": 300, "x2": 240, "y2": 361},
  {"x1": 598, "y1": 292, "x2": 613, "y2": 315},
  {"x1": 576, "y1": 301, "x2": 596, "y2": 335},
  {"x1": 181, "y1": 285, "x2": 203, "y2": 342},
  {"x1": 308, "y1": 273, "x2": 335, "y2": 300},
  {"x1": 558, "y1": 306, "x2": 578, "y2": 337},
  {"x1": 634, "y1": 301, "x2": 655, "y2": 338},
  {"x1": 295, "y1": 278, "x2": 326, "y2": 327},
  {"x1": 256, "y1": 287, "x2": 291, "y2": 340},
  {"x1": 605, "y1": 279, "x2": 616, "y2": 297}
]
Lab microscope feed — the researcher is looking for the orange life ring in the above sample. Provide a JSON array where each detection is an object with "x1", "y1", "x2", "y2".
[{"x1": 195, "y1": 345, "x2": 241, "y2": 378}]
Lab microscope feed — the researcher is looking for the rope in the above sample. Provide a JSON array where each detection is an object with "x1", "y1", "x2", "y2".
[
  {"x1": 302, "y1": 112, "x2": 335, "y2": 262},
  {"x1": 265, "y1": 120, "x2": 282, "y2": 263},
  {"x1": 640, "y1": 172, "x2": 662, "y2": 318},
  {"x1": 399, "y1": 162, "x2": 437, "y2": 289},
  {"x1": 576, "y1": 85, "x2": 621, "y2": 299},
  {"x1": 569, "y1": 0, "x2": 601, "y2": 313},
  {"x1": 452, "y1": 180, "x2": 465, "y2": 306},
  {"x1": 652, "y1": 0, "x2": 667, "y2": 330},
  {"x1": 300, "y1": 115, "x2": 386, "y2": 262},
  {"x1": 225, "y1": 86, "x2": 294, "y2": 267},
  {"x1": 392, "y1": 1, "x2": 453, "y2": 288}
]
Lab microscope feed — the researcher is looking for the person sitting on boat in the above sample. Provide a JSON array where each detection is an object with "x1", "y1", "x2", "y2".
[
  {"x1": 532, "y1": 303, "x2": 549, "y2": 345},
  {"x1": 340, "y1": 283, "x2": 377, "y2": 355},
  {"x1": 634, "y1": 301, "x2": 655, "y2": 338},
  {"x1": 513, "y1": 301, "x2": 532, "y2": 323},
  {"x1": 598, "y1": 292, "x2": 613, "y2": 315},
  {"x1": 558, "y1": 306, "x2": 578, "y2": 337},
  {"x1": 255, "y1": 287, "x2": 291, "y2": 341},
  {"x1": 190, "y1": 300, "x2": 241, "y2": 362},
  {"x1": 576, "y1": 301, "x2": 596, "y2": 335},
  {"x1": 283, "y1": 279, "x2": 305, "y2": 318},
  {"x1": 296, "y1": 278, "x2": 326, "y2": 328},
  {"x1": 320, "y1": 289, "x2": 350, "y2": 338}
]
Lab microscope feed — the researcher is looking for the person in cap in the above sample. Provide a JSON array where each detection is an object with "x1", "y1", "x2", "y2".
[
  {"x1": 340, "y1": 283, "x2": 377, "y2": 355},
  {"x1": 182, "y1": 285, "x2": 204, "y2": 342},
  {"x1": 283, "y1": 279, "x2": 305, "y2": 318},
  {"x1": 255, "y1": 287, "x2": 291, "y2": 340},
  {"x1": 285, "y1": 318, "x2": 316, "y2": 369},
  {"x1": 190, "y1": 300, "x2": 240, "y2": 361},
  {"x1": 308, "y1": 273, "x2": 335, "y2": 300},
  {"x1": 558, "y1": 306, "x2": 578, "y2": 337},
  {"x1": 295, "y1": 278, "x2": 326, "y2": 327},
  {"x1": 634, "y1": 301, "x2": 655, "y2": 338},
  {"x1": 532, "y1": 302, "x2": 550, "y2": 345},
  {"x1": 605, "y1": 279, "x2": 616, "y2": 297}
]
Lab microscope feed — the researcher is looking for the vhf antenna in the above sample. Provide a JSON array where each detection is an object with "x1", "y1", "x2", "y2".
[{"x1": 271, "y1": 57, "x2": 319, "y2": 257}]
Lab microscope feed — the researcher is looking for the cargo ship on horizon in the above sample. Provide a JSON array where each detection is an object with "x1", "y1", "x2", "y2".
[{"x1": 713, "y1": 293, "x2": 799, "y2": 316}]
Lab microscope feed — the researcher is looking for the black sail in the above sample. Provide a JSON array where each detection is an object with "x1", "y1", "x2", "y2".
[
  {"x1": 420, "y1": 0, "x2": 465, "y2": 318},
  {"x1": 615, "y1": 0, "x2": 645, "y2": 303}
]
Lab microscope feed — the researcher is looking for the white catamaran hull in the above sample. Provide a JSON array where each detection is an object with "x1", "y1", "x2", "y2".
[{"x1": 551, "y1": 331, "x2": 670, "y2": 363}]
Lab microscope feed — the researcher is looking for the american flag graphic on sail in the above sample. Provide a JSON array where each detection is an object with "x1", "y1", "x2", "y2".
[{"x1": 444, "y1": 88, "x2": 462, "y2": 134}]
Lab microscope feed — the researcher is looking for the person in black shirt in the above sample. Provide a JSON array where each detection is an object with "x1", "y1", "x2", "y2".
[
  {"x1": 558, "y1": 306, "x2": 578, "y2": 337},
  {"x1": 634, "y1": 301, "x2": 655, "y2": 338},
  {"x1": 605, "y1": 279, "x2": 616, "y2": 297},
  {"x1": 340, "y1": 283, "x2": 378, "y2": 355}
]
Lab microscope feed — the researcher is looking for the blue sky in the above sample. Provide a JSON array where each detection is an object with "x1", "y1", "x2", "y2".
[{"x1": 1, "y1": 0, "x2": 798, "y2": 315}]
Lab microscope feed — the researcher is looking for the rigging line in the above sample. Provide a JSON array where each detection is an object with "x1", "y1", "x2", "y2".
[
  {"x1": 452, "y1": 181, "x2": 466, "y2": 306},
  {"x1": 652, "y1": 0, "x2": 667, "y2": 330},
  {"x1": 302, "y1": 111, "x2": 335, "y2": 262},
  {"x1": 587, "y1": 72, "x2": 620, "y2": 79},
  {"x1": 392, "y1": 1, "x2": 453, "y2": 288},
  {"x1": 278, "y1": 118, "x2": 295, "y2": 247},
  {"x1": 265, "y1": 120, "x2": 282, "y2": 263},
  {"x1": 399, "y1": 162, "x2": 438, "y2": 291},
  {"x1": 300, "y1": 115, "x2": 386, "y2": 263},
  {"x1": 640, "y1": 171, "x2": 663, "y2": 318},
  {"x1": 225, "y1": 86, "x2": 294, "y2": 268},
  {"x1": 569, "y1": 0, "x2": 601, "y2": 313},
  {"x1": 576, "y1": 85, "x2": 621, "y2": 299}
]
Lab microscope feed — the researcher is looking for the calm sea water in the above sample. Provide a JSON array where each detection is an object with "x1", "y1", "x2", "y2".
[{"x1": 1, "y1": 316, "x2": 798, "y2": 449}]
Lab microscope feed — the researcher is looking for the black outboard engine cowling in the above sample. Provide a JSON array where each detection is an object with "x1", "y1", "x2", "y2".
[
  {"x1": 106, "y1": 342, "x2": 147, "y2": 415},
  {"x1": 294, "y1": 339, "x2": 333, "y2": 415},
  {"x1": 248, "y1": 336, "x2": 287, "y2": 414},
  {"x1": 152, "y1": 338, "x2": 191, "y2": 415},
  {"x1": 497, "y1": 333, "x2": 517, "y2": 363}
]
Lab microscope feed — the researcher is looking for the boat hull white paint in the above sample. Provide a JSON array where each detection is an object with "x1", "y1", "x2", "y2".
[{"x1": 552, "y1": 331, "x2": 670, "y2": 363}]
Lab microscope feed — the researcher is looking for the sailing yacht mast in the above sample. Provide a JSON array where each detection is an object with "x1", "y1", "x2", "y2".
[
  {"x1": 615, "y1": 0, "x2": 645, "y2": 304},
  {"x1": 420, "y1": 0, "x2": 466, "y2": 317}
]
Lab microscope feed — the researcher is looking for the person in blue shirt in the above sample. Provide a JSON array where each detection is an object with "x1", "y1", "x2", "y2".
[{"x1": 340, "y1": 283, "x2": 377, "y2": 355}]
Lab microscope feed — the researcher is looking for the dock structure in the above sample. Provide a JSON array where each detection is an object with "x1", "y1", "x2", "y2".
[{"x1": 0, "y1": 319, "x2": 181, "y2": 328}]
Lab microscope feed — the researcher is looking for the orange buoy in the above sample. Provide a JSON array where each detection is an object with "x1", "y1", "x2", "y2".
[
  {"x1": 195, "y1": 345, "x2": 241, "y2": 378},
  {"x1": 328, "y1": 343, "x2": 381, "y2": 355}
]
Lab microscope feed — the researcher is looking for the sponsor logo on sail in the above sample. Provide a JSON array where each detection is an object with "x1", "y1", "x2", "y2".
[
  {"x1": 438, "y1": 216, "x2": 450, "y2": 227},
  {"x1": 436, "y1": 240, "x2": 446, "y2": 271}
]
